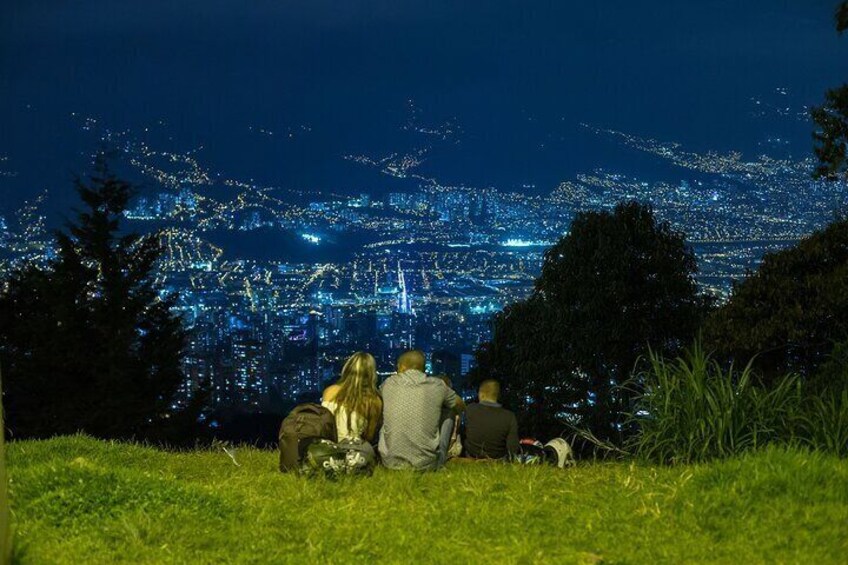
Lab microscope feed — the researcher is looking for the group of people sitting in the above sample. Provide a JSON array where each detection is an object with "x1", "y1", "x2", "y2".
[{"x1": 315, "y1": 349, "x2": 524, "y2": 471}]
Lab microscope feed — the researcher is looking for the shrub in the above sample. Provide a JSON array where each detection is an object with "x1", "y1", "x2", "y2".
[
  {"x1": 629, "y1": 342, "x2": 848, "y2": 463},
  {"x1": 801, "y1": 388, "x2": 848, "y2": 457},
  {"x1": 628, "y1": 343, "x2": 806, "y2": 464}
]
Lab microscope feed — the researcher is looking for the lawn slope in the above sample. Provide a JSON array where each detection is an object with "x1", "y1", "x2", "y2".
[{"x1": 6, "y1": 436, "x2": 848, "y2": 564}]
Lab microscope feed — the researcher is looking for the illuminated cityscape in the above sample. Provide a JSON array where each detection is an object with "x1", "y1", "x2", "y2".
[
  {"x1": 1, "y1": 108, "x2": 845, "y2": 413},
  {"x1": 2, "y1": 2, "x2": 846, "y2": 414}
]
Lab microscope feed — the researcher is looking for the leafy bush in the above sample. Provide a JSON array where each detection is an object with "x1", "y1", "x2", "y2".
[
  {"x1": 629, "y1": 343, "x2": 848, "y2": 463},
  {"x1": 628, "y1": 344, "x2": 806, "y2": 464},
  {"x1": 802, "y1": 341, "x2": 848, "y2": 456},
  {"x1": 801, "y1": 388, "x2": 848, "y2": 457}
]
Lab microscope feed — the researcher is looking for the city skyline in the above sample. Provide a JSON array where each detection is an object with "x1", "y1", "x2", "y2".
[{"x1": 2, "y1": 1, "x2": 847, "y2": 411}]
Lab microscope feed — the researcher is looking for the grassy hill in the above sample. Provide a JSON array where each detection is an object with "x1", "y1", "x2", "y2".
[{"x1": 5, "y1": 436, "x2": 848, "y2": 564}]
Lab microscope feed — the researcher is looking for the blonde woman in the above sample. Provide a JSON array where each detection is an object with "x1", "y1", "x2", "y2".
[{"x1": 322, "y1": 352, "x2": 383, "y2": 442}]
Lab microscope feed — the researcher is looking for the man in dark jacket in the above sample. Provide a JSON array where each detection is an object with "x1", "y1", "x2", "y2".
[{"x1": 463, "y1": 380, "x2": 519, "y2": 459}]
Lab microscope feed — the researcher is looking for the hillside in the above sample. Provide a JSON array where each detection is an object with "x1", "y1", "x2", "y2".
[{"x1": 5, "y1": 436, "x2": 848, "y2": 564}]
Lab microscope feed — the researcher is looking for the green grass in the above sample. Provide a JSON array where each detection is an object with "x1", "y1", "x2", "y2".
[{"x1": 6, "y1": 436, "x2": 848, "y2": 563}]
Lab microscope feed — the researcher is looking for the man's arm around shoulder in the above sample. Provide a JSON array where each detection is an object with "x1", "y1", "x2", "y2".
[
  {"x1": 442, "y1": 383, "x2": 466, "y2": 414},
  {"x1": 453, "y1": 395, "x2": 466, "y2": 414}
]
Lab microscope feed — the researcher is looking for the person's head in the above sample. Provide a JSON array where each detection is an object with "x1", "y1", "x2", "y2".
[
  {"x1": 397, "y1": 349, "x2": 426, "y2": 373},
  {"x1": 339, "y1": 351, "x2": 377, "y2": 391},
  {"x1": 335, "y1": 352, "x2": 381, "y2": 438},
  {"x1": 478, "y1": 380, "x2": 500, "y2": 403}
]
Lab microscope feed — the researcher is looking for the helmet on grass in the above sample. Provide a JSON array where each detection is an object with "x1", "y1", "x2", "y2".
[
  {"x1": 514, "y1": 439, "x2": 547, "y2": 465},
  {"x1": 544, "y1": 438, "x2": 575, "y2": 468}
]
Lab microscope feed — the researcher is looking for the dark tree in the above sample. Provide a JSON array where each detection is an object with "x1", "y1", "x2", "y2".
[
  {"x1": 811, "y1": 1, "x2": 848, "y2": 180},
  {"x1": 474, "y1": 202, "x2": 706, "y2": 442},
  {"x1": 704, "y1": 217, "x2": 848, "y2": 384},
  {"x1": 838, "y1": 1, "x2": 848, "y2": 33},
  {"x1": 0, "y1": 157, "x2": 188, "y2": 440},
  {"x1": 814, "y1": 338, "x2": 848, "y2": 393},
  {"x1": 471, "y1": 296, "x2": 577, "y2": 438}
]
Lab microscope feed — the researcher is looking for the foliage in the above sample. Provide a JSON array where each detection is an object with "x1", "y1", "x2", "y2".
[
  {"x1": 628, "y1": 345, "x2": 805, "y2": 464},
  {"x1": 0, "y1": 157, "x2": 189, "y2": 441},
  {"x1": 704, "y1": 218, "x2": 848, "y2": 383},
  {"x1": 802, "y1": 340, "x2": 848, "y2": 456},
  {"x1": 629, "y1": 343, "x2": 848, "y2": 464},
  {"x1": 475, "y1": 202, "x2": 707, "y2": 443},
  {"x1": 471, "y1": 297, "x2": 576, "y2": 438},
  {"x1": 812, "y1": 85, "x2": 848, "y2": 180},
  {"x1": 801, "y1": 388, "x2": 848, "y2": 457},
  {"x1": 811, "y1": 1, "x2": 848, "y2": 180},
  {"x1": 839, "y1": 1, "x2": 848, "y2": 33},
  {"x1": 813, "y1": 338, "x2": 848, "y2": 393},
  {"x1": 5, "y1": 436, "x2": 848, "y2": 564}
]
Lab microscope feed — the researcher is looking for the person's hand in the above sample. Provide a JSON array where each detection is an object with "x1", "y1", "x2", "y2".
[{"x1": 453, "y1": 396, "x2": 466, "y2": 414}]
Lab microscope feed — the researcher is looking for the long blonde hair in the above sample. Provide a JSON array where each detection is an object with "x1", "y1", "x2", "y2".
[{"x1": 334, "y1": 352, "x2": 382, "y2": 440}]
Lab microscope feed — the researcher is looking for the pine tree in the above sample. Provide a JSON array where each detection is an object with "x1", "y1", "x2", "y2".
[{"x1": 0, "y1": 156, "x2": 188, "y2": 439}]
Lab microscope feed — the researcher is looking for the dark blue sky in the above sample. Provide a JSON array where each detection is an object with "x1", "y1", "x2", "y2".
[{"x1": 2, "y1": 1, "x2": 847, "y2": 212}]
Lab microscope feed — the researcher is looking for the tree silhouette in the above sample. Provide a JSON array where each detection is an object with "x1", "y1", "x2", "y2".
[
  {"x1": 811, "y1": 1, "x2": 848, "y2": 180},
  {"x1": 0, "y1": 156, "x2": 188, "y2": 440},
  {"x1": 474, "y1": 202, "x2": 706, "y2": 443},
  {"x1": 705, "y1": 217, "x2": 848, "y2": 385},
  {"x1": 838, "y1": 1, "x2": 848, "y2": 32}
]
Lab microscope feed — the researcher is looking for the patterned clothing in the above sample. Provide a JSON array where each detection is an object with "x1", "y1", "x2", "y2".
[{"x1": 378, "y1": 369, "x2": 460, "y2": 470}]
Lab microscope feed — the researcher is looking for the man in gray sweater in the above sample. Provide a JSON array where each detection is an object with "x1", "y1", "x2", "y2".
[{"x1": 379, "y1": 350, "x2": 466, "y2": 470}]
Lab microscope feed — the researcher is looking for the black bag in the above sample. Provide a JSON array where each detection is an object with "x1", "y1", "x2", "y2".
[
  {"x1": 302, "y1": 438, "x2": 377, "y2": 478},
  {"x1": 278, "y1": 403, "x2": 337, "y2": 472}
]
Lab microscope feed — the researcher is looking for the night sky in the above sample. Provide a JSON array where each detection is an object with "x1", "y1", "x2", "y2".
[{"x1": 2, "y1": 1, "x2": 847, "y2": 214}]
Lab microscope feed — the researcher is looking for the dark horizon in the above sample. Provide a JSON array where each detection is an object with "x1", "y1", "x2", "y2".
[{"x1": 2, "y1": 1, "x2": 847, "y2": 216}]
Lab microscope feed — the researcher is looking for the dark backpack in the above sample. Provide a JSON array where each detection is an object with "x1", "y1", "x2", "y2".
[
  {"x1": 278, "y1": 403, "x2": 337, "y2": 472},
  {"x1": 301, "y1": 438, "x2": 377, "y2": 478}
]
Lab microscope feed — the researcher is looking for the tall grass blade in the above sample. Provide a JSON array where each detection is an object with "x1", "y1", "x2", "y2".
[{"x1": 627, "y1": 342, "x2": 813, "y2": 464}]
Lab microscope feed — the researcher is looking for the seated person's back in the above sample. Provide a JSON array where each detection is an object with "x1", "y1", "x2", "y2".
[
  {"x1": 379, "y1": 350, "x2": 464, "y2": 470},
  {"x1": 464, "y1": 380, "x2": 519, "y2": 459},
  {"x1": 322, "y1": 352, "x2": 382, "y2": 442}
]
